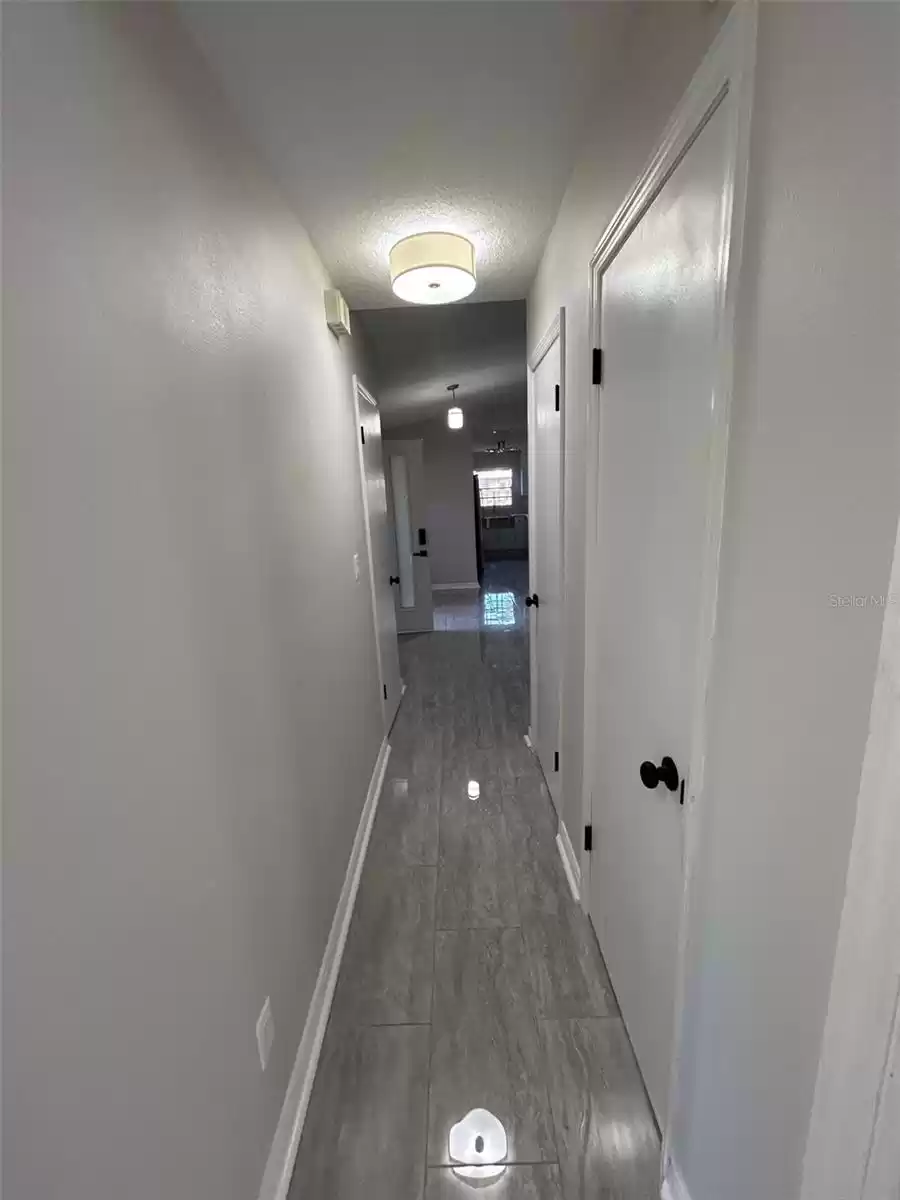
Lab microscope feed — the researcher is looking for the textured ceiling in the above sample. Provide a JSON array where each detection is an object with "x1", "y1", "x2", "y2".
[
  {"x1": 356, "y1": 300, "x2": 526, "y2": 426},
  {"x1": 181, "y1": 1, "x2": 629, "y2": 309}
]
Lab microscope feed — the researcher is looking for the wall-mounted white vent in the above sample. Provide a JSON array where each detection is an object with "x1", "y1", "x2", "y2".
[{"x1": 324, "y1": 289, "x2": 351, "y2": 337}]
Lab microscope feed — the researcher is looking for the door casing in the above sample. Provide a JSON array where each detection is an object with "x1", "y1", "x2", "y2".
[
  {"x1": 579, "y1": 1, "x2": 756, "y2": 1186},
  {"x1": 353, "y1": 376, "x2": 403, "y2": 733},
  {"x1": 384, "y1": 437, "x2": 434, "y2": 635},
  {"x1": 527, "y1": 309, "x2": 566, "y2": 814}
]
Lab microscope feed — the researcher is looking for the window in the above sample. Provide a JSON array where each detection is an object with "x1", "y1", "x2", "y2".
[{"x1": 476, "y1": 467, "x2": 513, "y2": 509}]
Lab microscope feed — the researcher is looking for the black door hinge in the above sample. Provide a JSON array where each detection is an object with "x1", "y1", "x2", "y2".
[
  {"x1": 555, "y1": 384, "x2": 560, "y2": 412},
  {"x1": 360, "y1": 425, "x2": 366, "y2": 445},
  {"x1": 584, "y1": 824, "x2": 593, "y2": 852},
  {"x1": 592, "y1": 347, "x2": 604, "y2": 386},
  {"x1": 383, "y1": 684, "x2": 387, "y2": 700},
  {"x1": 554, "y1": 750, "x2": 560, "y2": 773}
]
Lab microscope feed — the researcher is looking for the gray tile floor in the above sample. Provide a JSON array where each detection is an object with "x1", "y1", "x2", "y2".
[{"x1": 290, "y1": 561, "x2": 661, "y2": 1200}]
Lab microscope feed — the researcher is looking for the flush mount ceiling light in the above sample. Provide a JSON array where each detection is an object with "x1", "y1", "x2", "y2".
[
  {"x1": 447, "y1": 384, "x2": 463, "y2": 430},
  {"x1": 389, "y1": 232, "x2": 476, "y2": 305}
]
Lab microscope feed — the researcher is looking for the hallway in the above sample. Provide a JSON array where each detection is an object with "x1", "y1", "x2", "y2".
[{"x1": 290, "y1": 564, "x2": 660, "y2": 1199}]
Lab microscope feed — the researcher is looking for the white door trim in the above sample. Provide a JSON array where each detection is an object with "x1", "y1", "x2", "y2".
[
  {"x1": 527, "y1": 308, "x2": 566, "y2": 806},
  {"x1": 529, "y1": 310, "x2": 562, "y2": 374},
  {"x1": 352, "y1": 375, "x2": 392, "y2": 732},
  {"x1": 555, "y1": 818, "x2": 581, "y2": 905},
  {"x1": 526, "y1": 352, "x2": 537, "y2": 749},
  {"x1": 798, "y1": 510, "x2": 900, "y2": 1200},
  {"x1": 384, "y1": 437, "x2": 434, "y2": 633},
  {"x1": 578, "y1": 0, "x2": 756, "y2": 1181}
]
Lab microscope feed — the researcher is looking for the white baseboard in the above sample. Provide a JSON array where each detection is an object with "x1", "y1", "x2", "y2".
[
  {"x1": 256, "y1": 737, "x2": 392, "y2": 1200},
  {"x1": 556, "y1": 819, "x2": 581, "y2": 904},
  {"x1": 431, "y1": 582, "x2": 481, "y2": 592},
  {"x1": 661, "y1": 1158, "x2": 692, "y2": 1200}
]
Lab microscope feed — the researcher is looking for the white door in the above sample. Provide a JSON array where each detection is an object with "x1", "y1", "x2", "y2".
[
  {"x1": 588, "y1": 96, "x2": 733, "y2": 1122},
  {"x1": 529, "y1": 315, "x2": 564, "y2": 806},
  {"x1": 384, "y1": 438, "x2": 434, "y2": 634},
  {"x1": 354, "y1": 379, "x2": 402, "y2": 732}
]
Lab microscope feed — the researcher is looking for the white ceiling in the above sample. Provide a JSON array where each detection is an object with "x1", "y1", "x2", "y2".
[{"x1": 182, "y1": 1, "x2": 629, "y2": 309}]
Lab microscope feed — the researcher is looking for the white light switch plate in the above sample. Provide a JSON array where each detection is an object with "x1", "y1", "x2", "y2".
[
  {"x1": 353, "y1": 552, "x2": 361, "y2": 582},
  {"x1": 256, "y1": 996, "x2": 274, "y2": 1071}
]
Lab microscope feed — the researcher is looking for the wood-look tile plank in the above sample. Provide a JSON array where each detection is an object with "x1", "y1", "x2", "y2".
[
  {"x1": 503, "y1": 787, "x2": 584, "y2": 928},
  {"x1": 425, "y1": 1165, "x2": 564, "y2": 1199},
  {"x1": 368, "y1": 751, "x2": 441, "y2": 867},
  {"x1": 428, "y1": 929, "x2": 557, "y2": 1166},
  {"x1": 502, "y1": 780, "x2": 559, "y2": 860},
  {"x1": 441, "y1": 746, "x2": 504, "y2": 820},
  {"x1": 496, "y1": 738, "x2": 543, "y2": 787},
  {"x1": 330, "y1": 863, "x2": 436, "y2": 1026},
  {"x1": 540, "y1": 1018, "x2": 660, "y2": 1200},
  {"x1": 290, "y1": 1023, "x2": 430, "y2": 1200},
  {"x1": 521, "y1": 908, "x2": 618, "y2": 1020},
  {"x1": 436, "y1": 807, "x2": 520, "y2": 930},
  {"x1": 502, "y1": 790, "x2": 617, "y2": 1018}
]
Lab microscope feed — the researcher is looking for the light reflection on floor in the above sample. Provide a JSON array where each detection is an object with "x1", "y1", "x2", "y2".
[
  {"x1": 449, "y1": 1106, "x2": 508, "y2": 1183},
  {"x1": 482, "y1": 591, "x2": 516, "y2": 627},
  {"x1": 432, "y1": 560, "x2": 528, "y2": 632}
]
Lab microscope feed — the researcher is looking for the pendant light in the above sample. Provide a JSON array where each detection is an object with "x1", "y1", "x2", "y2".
[
  {"x1": 447, "y1": 384, "x2": 463, "y2": 430},
  {"x1": 389, "y1": 232, "x2": 476, "y2": 305}
]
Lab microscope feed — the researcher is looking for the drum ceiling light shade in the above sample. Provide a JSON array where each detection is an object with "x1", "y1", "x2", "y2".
[{"x1": 389, "y1": 232, "x2": 476, "y2": 305}]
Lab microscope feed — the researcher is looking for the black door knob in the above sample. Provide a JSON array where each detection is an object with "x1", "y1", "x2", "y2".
[
  {"x1": 525, "y1": 593, "x2": 540, "y2": 608},
  {"x1": 389, "y1": 575, "x2": 400, "y2": 585},
  {"x1": 639, "y1": 756, "x2": 679, "y2": 792}
]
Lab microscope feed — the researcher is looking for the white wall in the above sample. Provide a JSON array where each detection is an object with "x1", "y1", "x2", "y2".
[
  {"x1": 531, "y1": 5, "x2": 900, "y2": 1200},
  {"x1": 672, "y1": 8, "x2": 900, "y2": 1200},
  {"x1": 382, "y1": 416, "x2": 479, "y2": 587},
  {"x1": 3, "y1": 7, "x2": 384, "y2": 1200}
]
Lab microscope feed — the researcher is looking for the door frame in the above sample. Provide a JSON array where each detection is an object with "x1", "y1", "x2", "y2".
[
  {"x1": 352, "y1": 375, "x2": 401, "y2": 733},
  {"x1": 578, "y1": 0, "x2": 756, "y2": 1183},
  {"x1": 383, "y1": 436, "x2": 434, "y2": 635},
  {"x1": 527, "y1": 308, "x2": 566, "y2": 801}
]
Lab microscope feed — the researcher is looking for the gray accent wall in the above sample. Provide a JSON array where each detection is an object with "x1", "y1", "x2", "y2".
[{"x1": 3, "y1": 7, "x2": 384, "y2": 1200}]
